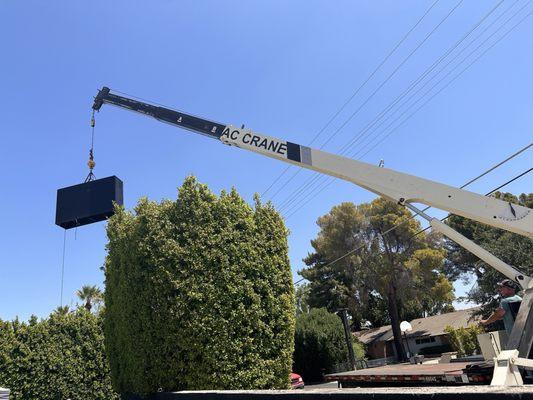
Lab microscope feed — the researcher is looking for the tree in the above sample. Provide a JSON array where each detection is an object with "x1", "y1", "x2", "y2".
[
  {"x1": 295, "y1": 283, "x2": 311, "y2": 315},
  {"x1": 76, "y1": 285, "x2": 103, "y2": 312},
  {"x1": 402, "y1": 261, "x2": 455, "y2": 320},
  {"x1": 301, "y1": 199, "x2": 454, "y2": 361},
  {"x1": 104, "y1": 176, "x2": 294, "y2": 396},
  {"x1": 299, "y1": 203, "x2": 383, "y2": 328},
  {"x1": 293, "y1": 308, "x2": 364, "y2": 382},
  {"x1": 55, "y1": 305, "x2": 70, "y2": 315},
  {"x1": 445, "y1": 192, "x2": 533, "y2": 313}
]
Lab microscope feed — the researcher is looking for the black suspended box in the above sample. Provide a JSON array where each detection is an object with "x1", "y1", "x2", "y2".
[{"x1": 55, "y1": 176, "x2": 123, "y2": 229}]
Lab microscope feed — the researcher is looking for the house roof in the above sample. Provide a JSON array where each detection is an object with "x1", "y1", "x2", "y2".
[
  {"x1": 354, "y1": 324, "x2": 392, "y2": 345},
  {"x1": 354, "y1": 307, "x2": 481, "y2": 345}
]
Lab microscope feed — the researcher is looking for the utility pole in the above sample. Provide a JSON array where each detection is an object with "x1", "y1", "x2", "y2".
[{"x1": 338, "y1": 308, "x2": 356, "y2": 371}]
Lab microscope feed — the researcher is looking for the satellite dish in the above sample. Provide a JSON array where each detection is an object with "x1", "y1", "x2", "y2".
[{"x1": 400, "y1": 321, "x2": 412, "y2": 333}]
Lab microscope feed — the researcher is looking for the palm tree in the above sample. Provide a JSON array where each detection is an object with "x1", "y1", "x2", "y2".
[
  {"x1": 55, "y1": 305, "x2": 70, "y2": 316},
  {"x1": 76, "y1": 285, "x2": 103, "y2": 312}
]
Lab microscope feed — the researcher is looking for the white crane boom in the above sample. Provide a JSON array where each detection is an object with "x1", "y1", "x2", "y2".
[
  {"x1": 92, "y1": 87, "x2": 532, "y2": 289},
  {"x1": 93, "y1": 87, "x2": 533, "y2": 378},
  {"x1": 92, "y1": 87, "x2": 533, "y2": 385},
  {"x1": 218, "y1": 125, "x2": 532, "y2": 238}
]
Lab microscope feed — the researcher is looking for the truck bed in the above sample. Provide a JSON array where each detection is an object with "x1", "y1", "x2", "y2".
[{"x1": 325, "y1": 361, "x2": 493, "y2": 386}]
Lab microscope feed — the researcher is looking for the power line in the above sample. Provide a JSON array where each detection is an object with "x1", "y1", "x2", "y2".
[
  {"x1": 317, "y1": 0, "x2": 464, "y2": 151},
  {"x1": 345, "y1": 0, "x2": 531, "y2": 161},
  {"x1": 283, "y1": 3, "x2": 532, "y2": 217},
  {"x1": 279, "y1": 0, "x2": 515, "y2": 214},
  {"x1": 484, "y1": 166, "x2": 532, "y2": 194},
  {"x1": 261, "y1": 0, "x2": 441, "y2": 198},
  {"x1": 293, "y1": 149, "x2": 532, "y2": 286},
  {"x1": 459, "y1": 144, "x2": 532, "y2": 188},
  {"x1": 338, "y1": 0, "x2": 517, "y2": 158},
  {"x1": 285, "y1": 3, "x2": 532, "y2": 216},
  {"x1": 263, "y1": 0, "x2": 454, "y2": 199},
  {"x1": 279, "y1": 0, "x2": 510, "y2": 214}
]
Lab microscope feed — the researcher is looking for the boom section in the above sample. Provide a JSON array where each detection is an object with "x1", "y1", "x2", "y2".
[
  {"x1": 93, "y1": 87, "x2": 533, "y2": 239},
  {"x1": 93, "y1": 87, "x2": 225, "y2": 139}
]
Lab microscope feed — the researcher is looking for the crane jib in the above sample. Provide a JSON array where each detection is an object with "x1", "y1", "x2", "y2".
[
  {"x1": 94, "y1": 88, "x2": 226, "y2": 139},
  {"x1": 167, "y1": 111, "x2": 225, "y2": 138}
]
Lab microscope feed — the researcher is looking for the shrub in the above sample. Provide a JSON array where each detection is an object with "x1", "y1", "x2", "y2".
[
  {"x1": 0, "y1": 309, "x2": 118, "y2": 400},
  {"x1": 293, "y1": 308, "x2": 362, "y2": 382},
  {"x1": 444, "y1": 325, "x2": 483, "y2": 356},
  {"x1": 104, "y1": 177, "x2": 294, "y2": 396},
  {"x1": 353, "y1": 339, "x2": 366, "y2": 360}
]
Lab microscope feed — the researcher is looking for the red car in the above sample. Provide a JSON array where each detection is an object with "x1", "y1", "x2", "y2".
[{"x1": 290, "y1": 372, "x2": 305, "y2": 389}]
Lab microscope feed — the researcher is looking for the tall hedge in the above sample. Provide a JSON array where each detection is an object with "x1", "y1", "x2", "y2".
[
  {"x1": 293, "y1": 308, "x2": 364, "y2": 383},
  {"x1": 0, "y1": 309, "x2": 118, "y2": 400},
  {"x1": 104, "y1": 176, "x2": 295, "y2": 396}
]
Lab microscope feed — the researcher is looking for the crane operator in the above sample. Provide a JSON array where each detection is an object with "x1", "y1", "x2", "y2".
[{"x1": 480, "y1": 279, "x2": 522, "y2": 334}]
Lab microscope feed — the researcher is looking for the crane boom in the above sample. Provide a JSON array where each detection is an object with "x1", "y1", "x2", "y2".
[
  {"x1": 93, "y1": 87, "x2": 532, "y2": 239},
  {"x1": 92, "y1": 86, "x2": 533, "y2": 380}
]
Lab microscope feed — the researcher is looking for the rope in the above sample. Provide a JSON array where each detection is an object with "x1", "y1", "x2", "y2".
[{"x1": 60, "y1": 229, "x2": 67, "y2": 306}]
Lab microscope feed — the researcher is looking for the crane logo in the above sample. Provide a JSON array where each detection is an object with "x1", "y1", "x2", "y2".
[{"x1": 220, "y1": 127, "x2": 288, "y2": 156}]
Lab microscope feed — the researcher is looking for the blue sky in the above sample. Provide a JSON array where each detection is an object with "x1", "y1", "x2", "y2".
[{"x1": 1, "y1": 1, "x2": 531, "y2": 320}]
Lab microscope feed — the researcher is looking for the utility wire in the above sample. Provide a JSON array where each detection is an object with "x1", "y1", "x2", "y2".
[
  {"x1": 261, "y1": 0, "x2": 441, "y2": 198},
  {"x1": 277, "y1": 0, "x2": 479, "y2": 209},
  {"x1": 329, "y1": 7, "x2": 530, "y2": 212},
  {"x1": 460, "y1": 143, "x2": 532, "y2": 188},
  {"x1": 317, "y1": 0, "x2": 464, "y2": 151},
  {"x1": 279, "y1": 0, "x2": 509, "y2": 213},
  {"x1": 338, "y1": 0, "x2": 514, "y2": 158},
  {"x1": 278, "y1": 0, "x2": 508, "y2": 213},
  {"x1": 263, "y1": 0, "x2": 456, "y2": 200},
  {"x1": 283, "y1": 3, "x2": 532, "y2": 217},
  {"x1": 292, "y1": 147, "x2": 532, "y2": 285},
  {"x1": 482, "y1": 166, "x2": 532, "y2": 195},
  {"x1": 345, "y1": 0, "x2": 530, "y2": 161},
  {"x1": 283, "y1": 4, "x2": 529, "y2": 216}
]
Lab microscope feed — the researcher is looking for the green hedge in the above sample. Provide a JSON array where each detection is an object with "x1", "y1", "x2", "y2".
[
  {"x1": 0, "y1": 309, "x2": 118, "y2": 400},
  {"x1": 444, "y1": 325, "x2": 482, "y2": 356},
  {"x1": 293, "y1": 308, "x2": 364, "y2": 383},
  {"x1": 104, "y1": 177, "x2": 295, "y2": 396}
]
